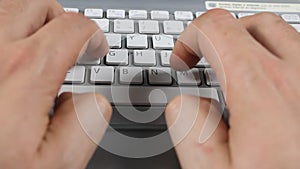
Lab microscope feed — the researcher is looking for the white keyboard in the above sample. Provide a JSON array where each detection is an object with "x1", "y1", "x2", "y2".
[{"x1": 62, "y1": 8, "x2": 300, "y2": 106}]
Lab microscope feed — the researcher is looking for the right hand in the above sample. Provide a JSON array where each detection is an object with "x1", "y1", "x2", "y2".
[{"x1": 166, "y1": 9, "x2": 300, "y2": 169}]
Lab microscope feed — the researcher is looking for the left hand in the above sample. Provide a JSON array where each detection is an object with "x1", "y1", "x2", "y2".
[{"x1": 0, "y1": 0, "x2": 111, "y2": 168}]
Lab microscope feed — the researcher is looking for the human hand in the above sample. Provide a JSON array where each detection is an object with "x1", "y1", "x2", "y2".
[
  {"x1": 0, "y1": 0, "x2": 111, "y2": 169},
  {"x1": 166, "y1": 9, "x2": 300, "y2": 169}
]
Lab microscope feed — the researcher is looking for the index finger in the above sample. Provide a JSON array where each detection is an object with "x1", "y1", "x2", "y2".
[
  {"x1": 26, "y1": 12, "x2": 108, "y2": 84},
  {"x1": 171, "y1": 9, "x2": 273, "y2": 90}
]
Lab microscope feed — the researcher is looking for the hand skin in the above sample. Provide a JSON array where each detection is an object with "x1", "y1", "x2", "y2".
[
  {"x1": 0, "y1": 0, "x2": 112, "y2": 169},
  {"x1": 166, "y1": 9, "x2": 300, "y2": 169}
]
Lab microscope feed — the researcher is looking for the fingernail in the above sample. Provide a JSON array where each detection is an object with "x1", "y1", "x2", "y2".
[{"x1": 78, "y1": 28, "x2": 109, "y2": 63}]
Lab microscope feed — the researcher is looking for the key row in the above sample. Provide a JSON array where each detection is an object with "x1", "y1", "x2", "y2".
[
  {"x1": 64, "y1": 8, "x2": 300, "y2": 23},
  {"x1": 77, "y1": 49, "x2": 210, "y2": 67},
  {"x1": 92, "y1": 19, "x2": 186, "y2": 34},
  {"x1": 65, "y1": 8, "x2": 196, "y2": 20},
  {"x1": 65, "y1": 66, "x2": 218, "y2": 86},
  {"x1": 104, "y1": 34, "x2": 174, "y2": 49}
]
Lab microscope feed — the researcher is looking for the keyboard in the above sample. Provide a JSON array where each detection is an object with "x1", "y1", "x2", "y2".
[{"x1": 60, "y1": 8, "x2": 300, "y2": 128}]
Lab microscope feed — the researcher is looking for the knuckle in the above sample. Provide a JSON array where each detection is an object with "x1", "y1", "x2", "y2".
[
  {"x1": 60, "y1": 12, "x2": 98, "y2": 30},
  {"x1": 8, "y1": 42, "x2": 36, "y2": 70},
  {"x1": 193, "y1": 9, "x2": 235, "y2": 31}
]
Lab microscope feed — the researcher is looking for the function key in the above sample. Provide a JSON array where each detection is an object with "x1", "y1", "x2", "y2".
[
  {"x1": 195, "y1": 11, "x2": 205, "y2": 18},
  {"x1": 107, "y1": 9, "x2": 125, "y2": 19},
  {"x1": 281, "y1": 14, "x2": 300, "y2": 23},
  {"x1": 151, "y1": 10, "x2": 170, "y2": 20},
  {"x1": 290, "y1": 24, "x2": 300, "y2": 32},
  {"x1": 64, "y1": 8, "x2": 79, "y2": 13},
  {"x1": 174, "y1": 11, "x2": 194, "y2": 20},
  {"x1": 84, "y1": 8, "x2": 103, "y2": 18},
  {"x1": 237, "y1": 13, "x2": 255, "y2": 18},
  {"x1": 129, "y1": 10, "x2": 148, "y2": 19}
]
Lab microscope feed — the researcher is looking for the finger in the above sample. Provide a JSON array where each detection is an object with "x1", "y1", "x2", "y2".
[
  {"x1": 38, "y1": 93, "x2": 112, "y2": 169},
  {"x1": 239, "y1": 12, "x2": 300, "y2": 61},
  {"x1": 27, "y1": 12, "x2": 109, "y2": 84},
  {"x1": 165, "y1": 95, "x2": 230, "y2": 169},
  {"x1": 0, "y1": 0, "x2": 64, "y2": 42},
  {"x1": 170, "y1": 9, "x2": 274, "y2": 89}
]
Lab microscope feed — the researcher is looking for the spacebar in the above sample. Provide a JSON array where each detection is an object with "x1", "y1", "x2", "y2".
[{"x1": 60, "y1": 85, "x2": 219, "y2": 105}]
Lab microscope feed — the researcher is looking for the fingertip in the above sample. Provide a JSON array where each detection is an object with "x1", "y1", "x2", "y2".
[
  {"x1": 94, "y1": 93, "x2": 113, "y2": 121},
  {"x1": 170, "y1": 41, "x2": 200, "y2": 71}
]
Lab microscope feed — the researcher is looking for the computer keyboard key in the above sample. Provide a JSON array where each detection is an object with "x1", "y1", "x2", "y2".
[
  {"x1": 291, "y1": 24, "x2": 300, "y2": 32},
  {"x1": 134, "y1": 50, "x2": 156, "y2": 66},
  {"x1": 196, "y1": 57, "x2": 210, "y2": 67},
  {"x1": 84, "y1": 8, "x2": 103, "y2": 18},
  {"x1": 92, "y1": 19, "x2": 109, "y2": 32},
  {"x1": 114, "y1": 19, "x2": 134, "y2": 33},
  {"x1": 204, "y1": 68, "x2": 219, "y2": 86},
  {"x1": 105, "y1": 33, "x2": 122, "y2": 48},
  {"x1": 77, "y1": 56, "x2": 101, "y2": 65},
  {"x1": 160, "y1": 51, "x2": 172, "y2": 66},
  {"x1": 129, "y1": 10, "x2": 148, "y2": 19},
  {"x1": 282, "y1": 14, "x2": 300, "y2": 23},
  {"x1": 106, "y1": 49, "x2": 129, "y2": 65},
  {"x1": 230, "y1": 13, "x2": 237, "y2": 19},
  {"x1": 176, "y1": 68, "x2": 201, "y2": 85},
  {"x1": 64, "y1": 8, "x2": 79, "y2": 13},
  {"x1": 163, "y1": 21, "x2": 184, "y2": 34},
  {"x1": 64, "y1": 66, "x2": 85, "y2": 84},
  {"x1": 90, "y1": 66, "x2": 114, "y2": 84},
  {"x1": 150, "y1": 10, "x2": 170, "y2": 20},
  {"x1": 107, "y1": 9, "x2": 125, "y2": 19},
  {"x1": 119, "y1": 67, "x2": 143, "y2": 84},
  {"x1": 139, "y1": 20, "x2": 159, "y2": 34},
  {"x1": 237, "y1": 13, "x2": 255, "y2": 18},
  {"x1": 152, "y1": 35, "x2": 174, "y2": 50},
  {"x1": 195, "y1": 11, "x2": 205, "y2": 18},
  {"x1": 174, "y1": 11, "x2": 194, "y2": 20},
  {"x1": 127, "y1": 34, "x2": 148, "y2": 49},
  {"x1": 148, "y1": 68, "x2": 172, "y2": 85}
]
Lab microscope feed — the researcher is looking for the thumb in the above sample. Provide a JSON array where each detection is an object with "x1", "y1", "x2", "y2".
[
  {"x1": 165, "y1": 95, "x2": 230, "y2": 169},
  {"x1": 38, "y1": 93, "x2": 112, "y2": 169}
]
